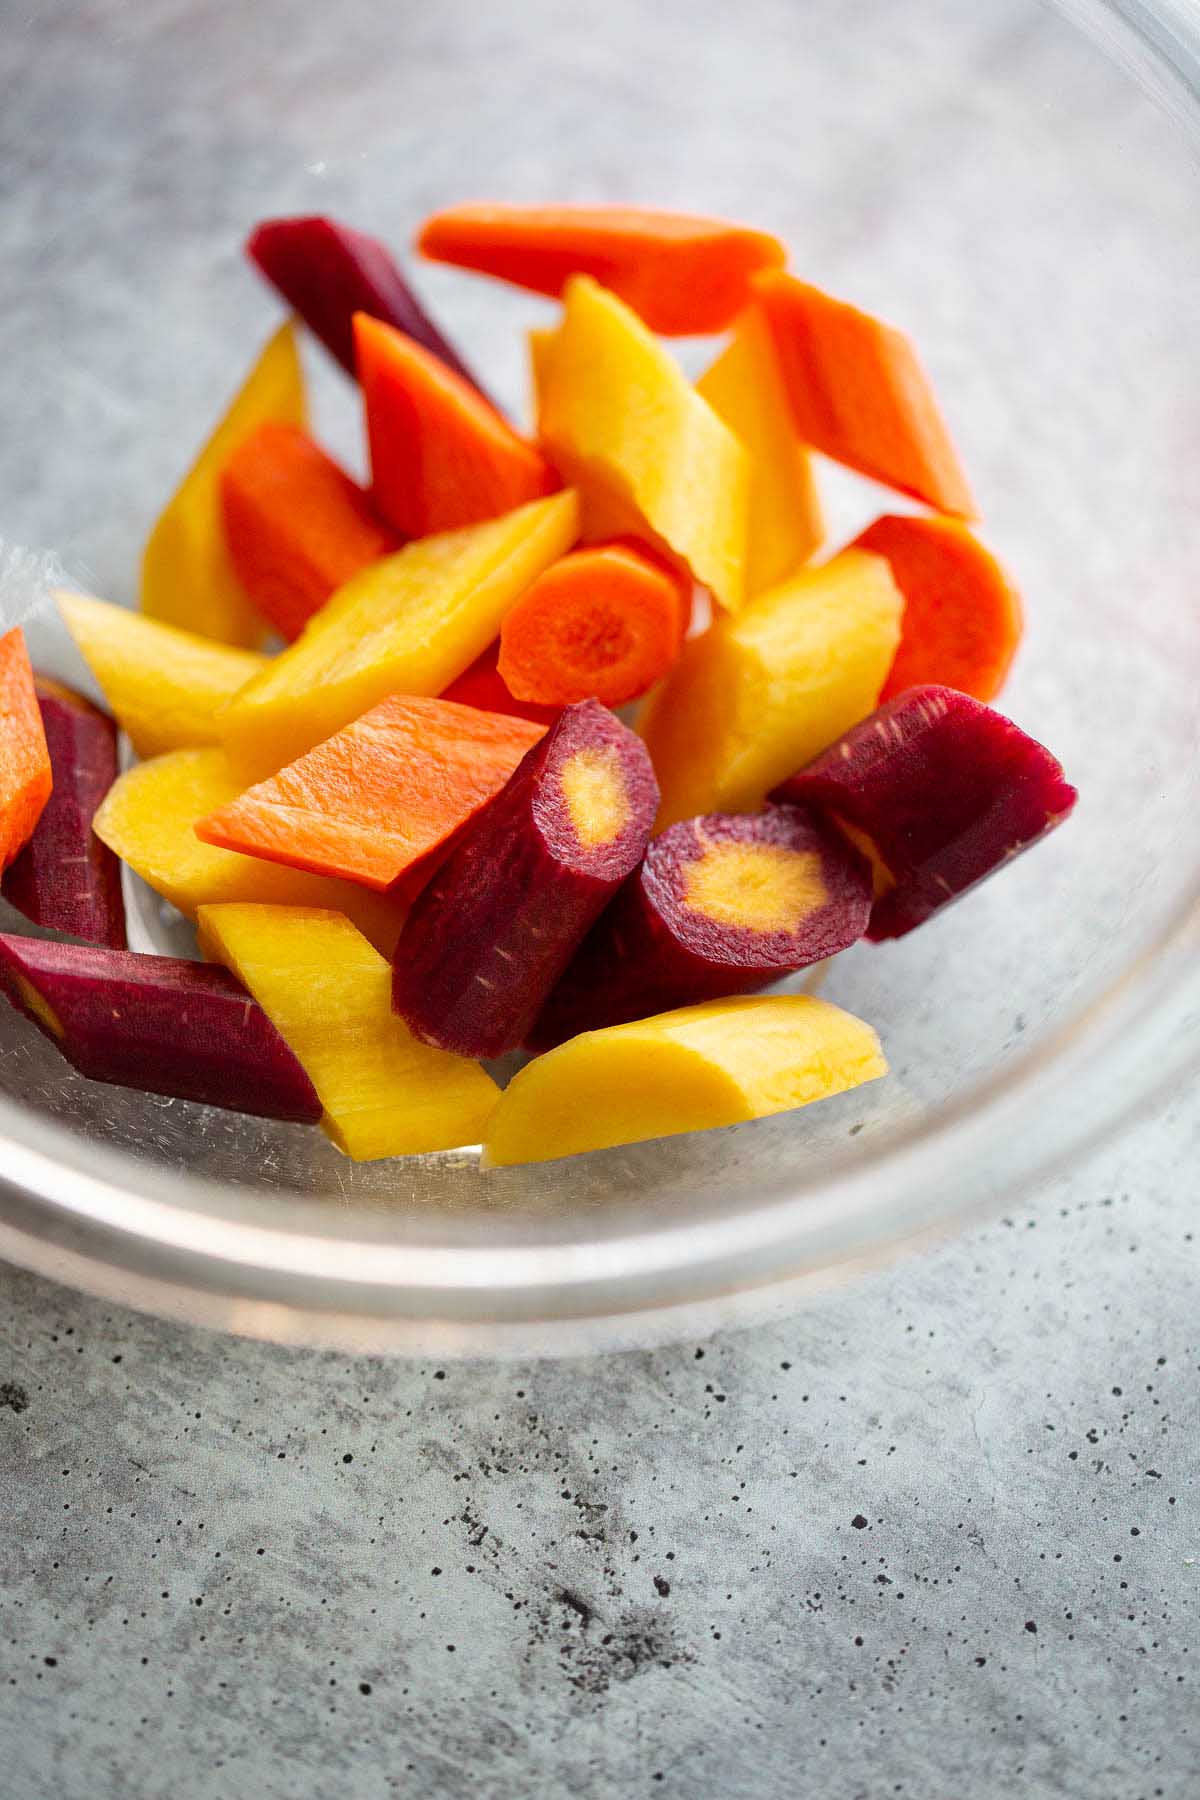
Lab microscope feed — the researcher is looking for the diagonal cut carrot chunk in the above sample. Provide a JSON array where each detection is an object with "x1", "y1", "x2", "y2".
[
  {"x1": 754, "y1": 271, "x2": 977, "y2": 518},
  {"x1": 0, "y1": 628, "x2": 52, "y2": 872},
  {"x1": 418, "y1": 203, "x2": 786, "y2": 335},
  {"x1": 220, "y1": 422, "x2": 399, "y2": 643},
  {"x1": 196, "y1": 695, "x2": 544, "y2": 893},
  {"x1": 141, "y1": 322, "x2": 307, "y2": 647},
  {"x1": 355, "y1": 315, "x2": 558, "y2": 539}
]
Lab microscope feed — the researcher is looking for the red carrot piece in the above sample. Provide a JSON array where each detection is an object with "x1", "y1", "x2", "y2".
[
  {"x1": 417, "y1": 203, "x2": 787, "y2": 335},
  {"x1": 769, "y1": 686, "x2": 1077, "y2": 940},
  {"x1": 0, "y1": 933, "x2": 322, "y2": 1122},
  {"x1": 392, "y1": 700, "x2": 658, "y2": 1058},
  {"x1": 852, "y1": 514, "x2": 1023, "y2": 703},
  {"x1": 3, "y1": 678, "x2": 125, "y2": 947},
  {"x1": 497, "y1": 541, "x2": 688, "y2": 708},
  {"x1": 246, "y1": 214, "x2": 484, "y2": 391},
  {"x1": 754, "y1": 271, "x2": 977, "y2": 518},
  {"x1": 530, "y1": 805, "x2": 872, "y2": 1048},
  {"x1": 355, "y1": 315, "x2": 559, "y2": 539},
  {"x1": 441, "y1": 645, "x2": 561, "y2": 726},
  {"x1": 196, "y1": 695, "x2": 545, "y2": 893},
  {"x1": 220, "y1": 422, "x2": 400, "y2": 642},
  {"x1": 0, "y1": 629, "x2": 52, "y2": 873}
]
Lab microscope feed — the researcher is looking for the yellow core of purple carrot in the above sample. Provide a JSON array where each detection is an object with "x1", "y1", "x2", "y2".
[
  {"x1": 15, "y1": 976, "x2": 64, "y2": 1039},
  {"x1": 830, "y1": 814, "x2": 895, "y2": 900},
  {"x1": 683, "y1": 841, "x2": 826, "y2": 933},
  {"x1": 559, "y1": 745, "x2": 630, "y2": 847}
]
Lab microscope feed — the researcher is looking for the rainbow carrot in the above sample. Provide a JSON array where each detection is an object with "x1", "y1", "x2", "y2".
[
  {"x1": 754, "y1": 271, "x2": 977, "y2": 518},
  {"x1": 853, "y1": 514, "x2": 1022, "y2": 702},
  {"x1": 418, "y1": 203, "x2": 786, "y2": 335},
  {"x1": 498, "y1": 542, "x2": 687, "y2": 708},
  {"x1": 221, "y1": 423, "x2": 399, "y2": 642},
  {"x1": 355, "y1": 316, "x2": 558, "y2": 539}
]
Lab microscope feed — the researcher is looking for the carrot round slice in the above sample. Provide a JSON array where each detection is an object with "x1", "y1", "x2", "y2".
[
  {"x1": 498, "y1": 542, "x2": 687, "y2": 708},
  {"x1": 854, "y1": 514, "x2": 1023, "y2": 703},
  {"x1": 416, "y1": 203, "x2": 787, "y2": 336}
]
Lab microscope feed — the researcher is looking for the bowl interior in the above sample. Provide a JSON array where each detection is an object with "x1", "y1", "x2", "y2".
[{"x1": 0, "y1": 0, "x2": 1197, "y2": 1266}]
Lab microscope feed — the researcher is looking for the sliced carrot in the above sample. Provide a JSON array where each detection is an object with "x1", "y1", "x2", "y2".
[
  {"x1": 441, "y1": 645, "x2": 561, "y2": 726},
  {"x1": 354, "y1": 314, "x2": 559, "y2": 539},
  {"x1": 195, "y1": 694, "x2": 545, "y2": 894},
  {"x1": 530, "y1": 328, "x2": 696, "y2": 573},
  {"x1": 497, "y1": 541, "x2": 688, "y2": 708},
  {"x1": 754, "y1": 271, "x2": 977, "y2": 518},
  {"x1": 220, "y1": 422, "x2": 399, "y2": 643},
  {"x1": 696, "y1": 304, "x2": 824, "y2": 594},
  {"x1": 0, "y1": 628, "x2": 52, "y2": 871},
  {"x1": 853, "y1": 514, "x2": 1023, "y2": 703},
  {"x1": 418, "y1": 204, "x2": 786, "y2": 336}
]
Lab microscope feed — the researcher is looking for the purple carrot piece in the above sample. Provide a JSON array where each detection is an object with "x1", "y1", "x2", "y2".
[
  {"x1": 246, "y1": 214, "x2": 486, "y2": 393},
  {"x1": 0, "y1": 933, "x2": 322, "y2": 1122},
  {"x1": 392, "y1": 699, "x2": 658, "y2": 1058},
  {"x1": 530, "y1": 803, "x2": 872, "y2": 1049},
  {"x1": 769, "y1": 685, "x2": 1078, "y2": 940},
  {"x1": 3, "y1": 678, "x2": 126, "y2": 947}
]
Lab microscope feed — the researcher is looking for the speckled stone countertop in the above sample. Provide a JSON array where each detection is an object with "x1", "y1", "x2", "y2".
[{"x1": 2, "y1": 1092, "x2": 1196, "y2": 1798}]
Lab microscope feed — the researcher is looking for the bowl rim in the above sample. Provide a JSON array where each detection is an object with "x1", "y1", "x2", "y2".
[
  {"x1": 0, "y1": 0, "x2": 1197, "y2": 1353},
  {"x1": 1, "y1": 833, "x2": 1196, "y2": 1352}
]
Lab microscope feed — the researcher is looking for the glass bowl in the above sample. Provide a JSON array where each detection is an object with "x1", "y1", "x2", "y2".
[{"x1": 0, "y1": 0, "x2": 1197, "y2": 1354}]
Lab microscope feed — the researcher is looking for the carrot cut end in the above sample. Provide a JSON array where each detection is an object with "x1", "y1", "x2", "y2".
[{"x1": 497, "y1": 542, "x2": 686, "y2": 708}]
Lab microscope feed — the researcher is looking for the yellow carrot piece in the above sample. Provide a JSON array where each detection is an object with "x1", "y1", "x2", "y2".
[
  {"x1": 529, "y1": 325, "x2": 678, "y2": 559},
  {"x1": 534, "y1": 278, "x2": 747, "y2": 610},
  {"x1": 219, "y1": 489, "x2": 579, "y2": 780},
  {"x1": 197, "y1": 904, "x2": 498, "y2": 1161},
  {"x1": 639, "y1": 549, "x2": 903, "y2": 829},
  {"x1": 92, "y1": 748, "x2": 405, "y2": 957},
  {"x1": 696, "y1": 305, "x2": 824, "y2": 595},
  {"x1": 57, "y1": 591, "x2": 267, "y2": 761},
  {"x1": 483, "y1": 994, "x2": 886, "y2": 1166},
  {"x1": 141, "y1": 321, "x2": 307, "y2": 647}
]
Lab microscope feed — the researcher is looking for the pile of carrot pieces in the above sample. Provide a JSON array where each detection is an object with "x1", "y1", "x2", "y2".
[{"x1": 0, "y1": 203, "x2": 1076, "y2": 1168}]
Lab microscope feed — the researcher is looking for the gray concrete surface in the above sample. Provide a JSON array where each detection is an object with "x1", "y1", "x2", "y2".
[{"x1": 2, "y1": 1090, "x2": 1197, "y2": 1799}]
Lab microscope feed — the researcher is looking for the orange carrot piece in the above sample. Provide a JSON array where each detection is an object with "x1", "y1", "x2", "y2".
[
  {"x1": 194, "y1": 694, "x2": 545, "y2": 893},
  {"x1": 220, "y1": 422, "x2": 399, "y2": 643},
  {"x1": 417, "y1": 204, "x2": 786, "y2": 336},
  {"x1": 0, "y1": 628, "x2": 52, "y2": 872},
  {"x1": 754, "y1": 271, "x2": 977, "y2": 518},
  {"x1": 854, "y1": 514, "x2": 1023, "y2": 703},
  {"x1": 497, "y1": 541, "x2": 688, "y2": 708},
  {"x1": 354, "y1": 314, "x2": 559, "y2": 539},
  {"x1": 441, "y1": 645, "x2": 561, "y2": 726}
]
